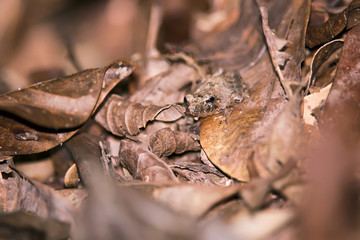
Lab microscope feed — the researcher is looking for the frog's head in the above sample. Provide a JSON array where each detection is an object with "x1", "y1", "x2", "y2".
[{"x1": 184, "y1": 93, "x2": 221, "y2": 118}]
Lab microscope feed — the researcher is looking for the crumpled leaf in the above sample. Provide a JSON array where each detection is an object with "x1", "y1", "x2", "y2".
[
  {"x1": 149, "y1": 127, "x2": 200, "y2": 157},
  {"x1": 94, "y1": 94, "x2": 185, "y2": 137},
  {"x1": 303, "y1": 39, "x2": 343, "y2": 126},
  {"x1": 306, "y1": 0, "x2": 360, "y2": 48},
  {"x1": 130, "y1": 63, "x2": 197, "y2": 105},
  {"x1": 118, "y1": 140, "x2": 177, "y2": 182},
  {"x1": 0, "y1": 60, "x2": 134, "y2": 156},
  {"x1": 0, "y1": 60, "x2": 134, "y2": 129},
  {"x1": 0, "y1": 156, "x2": 74, "y2": 225},
  {"x1": 308, "y1": 39, "x2": 344, "y2": 89}
]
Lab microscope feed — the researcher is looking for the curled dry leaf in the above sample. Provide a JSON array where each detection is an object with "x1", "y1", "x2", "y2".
[
  {"x1": 306, "y1": 0, "x2": 360, "y2": 48},
  {"x1": 0, "y1": 60, "x2": 134, "y2": 156},
  {"x1": 0, "y1": 60, "x2": 134, "y2": 129},
  {"x1": 304, "y1": 40, "x2": 343, "y2": 126},
  {"x1": 130, "y1": 63, "x2": 197, "y2": 105},
  {"x1": 149, "y1": 127, "x2": 200, "y2": 157},
  {"x1": 308, "y1": 39, "x2": 344, "y2": 89},
  {"x1": 95, "y1": 94, "x2": 185, "y2": 137},
  {"x1": 0, "y1": 156, "x2": 74, "y2": 225},
  {"x1": 118, "y1": 140, "x2": 177, "y2": 182}
]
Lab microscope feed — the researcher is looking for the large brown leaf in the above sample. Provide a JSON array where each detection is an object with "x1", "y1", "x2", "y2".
[
  {"x1": 0, "y1": 60, "x2": 134, "y2": 156},
  {"x1": 0, "y1": 60, "x2": 134, "y2": 129}
]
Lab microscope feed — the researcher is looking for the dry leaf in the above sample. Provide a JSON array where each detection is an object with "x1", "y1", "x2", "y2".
[
  {"x1": 118, "y1": 140, "x2": 177, "y2": 182},
  {"x1": 306, "y1": 0, "x2": 360, "y2": 48},
  {"x1": 0, "y1": 157, "x2": 74, "y2": 224},
  {"x1": 0, "y1": 60, "x2": 134, "y2": 156},
  {"x1": 0, "y1": 60, "x2": 134, "y2": 129},
  {"x1": 95, "y1": 94, "x2": 185, "y2": 137},
  {"x1": 149, "y1": 127, "x2": 200, "y2": 157}
]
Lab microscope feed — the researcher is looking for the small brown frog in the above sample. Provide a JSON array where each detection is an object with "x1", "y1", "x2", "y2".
[{"x1": 184, "y1": 70, "x2": 247, "y2": 119}]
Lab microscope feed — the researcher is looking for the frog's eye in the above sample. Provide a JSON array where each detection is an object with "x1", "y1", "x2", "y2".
[{"x1": 207, "y1": 97, "x2": 215, "y2": 103}]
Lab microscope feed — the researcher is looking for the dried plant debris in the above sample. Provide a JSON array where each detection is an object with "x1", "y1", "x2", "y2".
[
  {"x1": 0, "y1": 60, "x2": 134, "y2": 156},
  {"x1": 0, "y1": 157, "x2": 74, "y2": 224},
  {"x1": 0, "y1": 60, "x2": 134, "y2": 129},
  {"x1": 2, "y1": 1, "x2": 360, "y2": 239},
  {"x1": 118, "y1": 140, "x2": 178, "y2": 182},
  {"x1": 306, "y1": 0, "x2": 360, "y2": 48},
  {"x1": 308, "y1": 39, "x2": 344, "y2": 89},
  {"x1": 95, "y1": 94, "x2": 185, "y2": 137},
  {"x1": 149, "y1": 128, "x2": 200, "y2": 157}
]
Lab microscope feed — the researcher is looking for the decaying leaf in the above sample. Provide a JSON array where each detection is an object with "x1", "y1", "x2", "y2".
[
  {"x1": 0, "y1": 60, "x2": 134, "y2": 156},
  {"x1": 0, "y1": 60, "x2": 134, "y2": 129},
  {"x1": 118, "y1": 140, "x2": 177, "y2": 182},
  {"x1": 0, "y1": 156, "x2": 74, "y2": 225},
  {"x1": 306, "y1": 0, "x2": 360, "y2": 48},
  {"x1": 303, "y1": 39, "x2": 344, "y2": 126},
  {"x1": 149, "y1": 127, "x2": 200, "y2": 157},
  {"x1": 308, "y1": 39, "x2": 343, "y2": 89},
  {"x1": 130, "y1": 63, "x2": 197, "y2": 105},
  {"x1": 95, "y1": 94, "x2": 185, "y2": 137}
]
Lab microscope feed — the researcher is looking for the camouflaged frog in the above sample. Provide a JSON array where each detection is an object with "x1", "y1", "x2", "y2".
[{"x1": 184, "y1": 71, "x2": 247, "y2": 118}]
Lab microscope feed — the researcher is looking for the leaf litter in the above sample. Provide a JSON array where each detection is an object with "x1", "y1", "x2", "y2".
[{"x1": 0, "y1": 0, "x2": 360, "y2": 239}]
